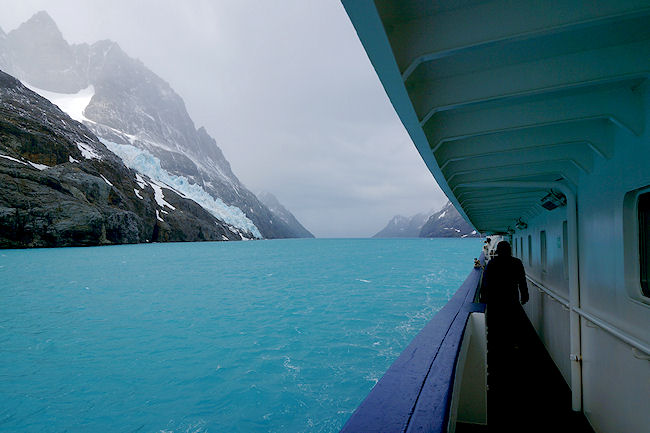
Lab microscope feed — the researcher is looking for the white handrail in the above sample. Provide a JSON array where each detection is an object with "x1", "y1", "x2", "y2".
[
  {"x1": 526, "y1": 276, "x2": 650, "y2": 358},
  {"x1": 526, "y1": 275, "x2": 569, "y2": 308},
  {"x1": 573, "y1": 306, "x2": 650, "y2": 358}
]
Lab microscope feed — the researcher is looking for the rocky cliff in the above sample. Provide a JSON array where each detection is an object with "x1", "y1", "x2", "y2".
[
  {"x1": 0, "y1": 11, "x2": 311, "y2": 240},
  {"x1": 0, "y1": 70, "x2": 250, "y2": 248}
]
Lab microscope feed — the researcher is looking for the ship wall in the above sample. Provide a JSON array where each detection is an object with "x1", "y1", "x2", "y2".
[{"x1": 512, "y1": 82, "x2": 650, "y2": 433}]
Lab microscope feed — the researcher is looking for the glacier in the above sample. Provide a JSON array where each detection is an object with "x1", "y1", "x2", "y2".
[{"x1": 102, "y1": 140, "x2": 262, "y2": 238}]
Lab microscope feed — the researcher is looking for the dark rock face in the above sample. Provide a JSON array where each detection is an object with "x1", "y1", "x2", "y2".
[
  {"x1": 0, "y1": 11, "x2": 312, "y2": 239},
  {"x1": 0, "y1": 70, "x2": 247, "y2": 248},
  {"x1": 257, "y1": 191, "x2": 314, "y2": 238},
  {"x1": 418, "y1": 202, "x2": 481, "y2": 238},
  {"x1": 372, "y1": 212, "x2": 429, "y2": 238}
]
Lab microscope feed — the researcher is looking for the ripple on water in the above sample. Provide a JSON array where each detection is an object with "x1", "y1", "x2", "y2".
[{"x1": 0, "y1": 238, "x2": 482, "y2": 432}]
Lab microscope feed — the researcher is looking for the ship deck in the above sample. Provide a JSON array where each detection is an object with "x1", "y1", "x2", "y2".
[{"x1": 457, "y1": 307, "x2": 594, "y2": 433}]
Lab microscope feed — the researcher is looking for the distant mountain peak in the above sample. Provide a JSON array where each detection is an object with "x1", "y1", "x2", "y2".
[
  {"x1": 0, "y1": 12, "x2": 314, "y2": 240},
  {"x1": 257, "y1": 191, "x2": 314, "y2": 238},
  {"x1": 374, "y1": 201, "x2": 481, "y2": 238},
  {"x1": 419, "y1": 201, "x2": 481, "y2": 238},
  {"x1": 19, "y1": 10, "x2": 62, "y2": 36},
  {"x1": 373, "y1": 212, "x2": 428, "y2": 238}
]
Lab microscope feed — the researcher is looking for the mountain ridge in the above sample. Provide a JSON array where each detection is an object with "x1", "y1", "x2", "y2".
[
  {"x1": 373, "y1": 201, "x2": 481, "y2": 238},
  {"x1": 257, "y1": 191, "x2": 314, "y2": 238},
  {"x1": 0, "y1": 11, "x2": 311, "y2": 239},
  {"x1": 0, "y1": 69, "x2": 251, "y2": 248}
]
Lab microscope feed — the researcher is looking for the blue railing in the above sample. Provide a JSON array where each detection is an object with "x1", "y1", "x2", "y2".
[{"x1": 340, "y1": 259, "x2": 485, "y2": 433}]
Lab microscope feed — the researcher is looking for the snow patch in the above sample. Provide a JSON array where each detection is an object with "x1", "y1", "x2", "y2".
[
  {"x1": 134, "y1": 188, "x2": 143, "y2": 200},
  {"x1": 77, "y1": 143, "x2": 102, "y2": 160},
  {"x1": 68, "y1": 155, "x2": 79, "y2": 163},
  {"x1": 149, "y1": 181, "x2": 176, "y2": 210},
  {"x1": 0, "y1": 154, "x2": 47, "y2": 170},
  {"x1": 0, "y1": 154, "x2": 28, "y2": 166},
  {"x1": 27, "y1": 161, "x2": 48, "y2": 170},
  {"x1": 134, "y1": 173, "x2": 147, "y2": 189},
  {"x1": 155, "y1": 209, "x2": 164, "y2": 222},
  {"x1": 103, "y1": 140, "x2": 261, "y2": 238},
  {"x1": 23, "y1": 82, "x2": 95, "y2": 122},
  {"x1": 438, "y1": 210, "x2": 447, "y2": 219},
  {"x1": 99, "y1": 174, "x2": 113, "y2": 187}
]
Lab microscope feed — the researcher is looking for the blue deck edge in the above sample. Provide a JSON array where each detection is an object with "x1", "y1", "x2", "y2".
[{"x1": 340, "y1": 256, "x2": 486, "y2": 433}]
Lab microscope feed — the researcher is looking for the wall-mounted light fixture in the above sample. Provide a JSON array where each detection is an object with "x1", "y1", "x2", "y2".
[{"x1": 541, "y1": 190, "x2": 567, "y2": 210}]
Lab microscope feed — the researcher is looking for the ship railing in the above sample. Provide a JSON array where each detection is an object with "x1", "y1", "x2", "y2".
[
  {"x1": 340, "y1": 255, "x2": 487, "y2": 433},
  {"x1": 526, "y1": 275, "x2": 650, "y2": 360}
]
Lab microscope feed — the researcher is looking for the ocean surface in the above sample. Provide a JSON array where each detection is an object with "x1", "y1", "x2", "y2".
[{"x1": 0, "y1": 238, "x2": 482, "y2": 433}]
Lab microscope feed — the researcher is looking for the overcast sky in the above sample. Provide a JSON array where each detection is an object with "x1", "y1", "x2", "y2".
[{"x1": 0, "y1": 0, "x2": 447, "y2": 237}]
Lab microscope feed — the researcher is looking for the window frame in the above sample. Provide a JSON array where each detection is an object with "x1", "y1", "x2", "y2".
[
  {"x1": 514, "y1": 236, "x2": 518, "y2": 257},
  {"x1": 623, "y1": 187, "x2": 650, "y2": 305},
  {"x1": 562, "y1": 221, "x2": 569, "y2": 280},
  {"x1": 638, "y1": 193, "x2": 650, "y2": 297},
  {"x1": 540, "y1": 230, "x2": 547, "y2": 272}
]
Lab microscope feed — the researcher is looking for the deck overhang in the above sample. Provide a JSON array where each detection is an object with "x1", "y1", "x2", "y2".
[{"x1": 343, "y1": 0, "x2": 649, "y2": 233}]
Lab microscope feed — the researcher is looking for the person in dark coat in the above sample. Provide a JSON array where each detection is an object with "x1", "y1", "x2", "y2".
[
  {"x1": 480, "y1": 240, "x2": 529, "y2": 389},
  {"x1": 480, "y1": 240, "x2": 529, "y2": 307}
]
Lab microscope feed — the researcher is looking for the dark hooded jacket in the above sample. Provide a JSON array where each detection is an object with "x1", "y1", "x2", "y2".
[{"x1": 480, "y1": 241, "x2": 529, "y2": 307}]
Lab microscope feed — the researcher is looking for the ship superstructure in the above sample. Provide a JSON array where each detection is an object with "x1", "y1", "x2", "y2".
[{"x1": 342, "y1": 1, "x2": 650, "y2": 432}]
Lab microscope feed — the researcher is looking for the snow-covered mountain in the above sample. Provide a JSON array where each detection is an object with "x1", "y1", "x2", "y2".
[
  {"x1": 257, "y1": 191, "x2": 314, "y2": 238},
  {"x1": 419, "y1": 202, "x2": 481, "y2": 238},
  {"x1": 372, "y1": 212, "x2": 429, "y2": 238},
  {"x1": 373, "y1": 202, "x2": 481, "y2": 238},
  {"x1": 0, "y1": 11, "x2": 311, "y2": 239},
  {"x1": 0, "y1": 70, "x2": 250, "y2": 247}
]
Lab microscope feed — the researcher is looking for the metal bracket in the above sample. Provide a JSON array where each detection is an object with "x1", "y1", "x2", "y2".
[
  {"x1": 632, "y1": 348, "x2": 650, "y2": 361},
  {"x1": 569, "y1": 353, "x2": 582, "y2": 362}
]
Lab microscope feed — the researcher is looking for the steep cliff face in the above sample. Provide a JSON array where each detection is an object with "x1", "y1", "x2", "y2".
[
  {"x1": 0, "y1": 11, "x2": 311, "y2": 239},
  {"x1": 257, "y1": 191, "x2": 314, "y2": 238},
  {"x1": 0, "y1": 70, "x2": 250, "y2": 248}
]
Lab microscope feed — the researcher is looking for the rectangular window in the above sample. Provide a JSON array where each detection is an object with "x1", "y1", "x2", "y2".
[
  {"x1": 514, "y1": 237, "x2": 518, "y2": 256},
  {"x1": 540, "y1": 230, "x2": 547, "y2": 271},
  {"x1": 562, "y1": 221, "x2": 569, "y2": 280},
  {"x1": 528, "y1": 235, "x2": 532, "y2": 267},
  {"x1": 639, "y1": 193, "x2": 650, "y2": 297}
]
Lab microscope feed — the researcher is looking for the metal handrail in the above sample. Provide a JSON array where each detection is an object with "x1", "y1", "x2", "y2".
[
  {"x1": 525, "y1": 276, "x2": 650, "y2": 358},
  {"x1": 526, "y1": 275, "x2": 569, "y2": 308}
]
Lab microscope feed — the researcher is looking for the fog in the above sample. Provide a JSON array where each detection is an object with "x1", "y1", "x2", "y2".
[{"x1": 0, "y1": 0, "x2": 447, "y2": 237}]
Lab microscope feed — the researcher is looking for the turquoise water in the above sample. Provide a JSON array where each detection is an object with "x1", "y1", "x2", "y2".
[{"x1": 0, "y1": 238, "x2": 481, "y2": 432}]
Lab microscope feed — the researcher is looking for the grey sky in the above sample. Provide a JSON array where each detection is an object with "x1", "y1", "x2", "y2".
[{"x1": 0, "y1": 0, "x2": 447, "y2": 237}]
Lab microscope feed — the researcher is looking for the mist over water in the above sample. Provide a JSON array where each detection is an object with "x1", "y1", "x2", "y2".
[{"x1": 0, "y1": 238, "x2": 481, "y2": 432}]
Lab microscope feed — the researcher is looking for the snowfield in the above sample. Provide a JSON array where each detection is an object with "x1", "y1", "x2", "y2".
[{"x1": 22, "y1": 82, "x2": 95, "y2": 123}]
